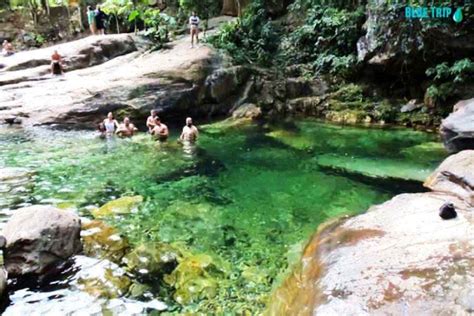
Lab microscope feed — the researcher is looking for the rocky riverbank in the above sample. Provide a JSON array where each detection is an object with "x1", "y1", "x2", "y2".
[{"x1": 268, "y1": 149, "x2": 474, "y2": 315}]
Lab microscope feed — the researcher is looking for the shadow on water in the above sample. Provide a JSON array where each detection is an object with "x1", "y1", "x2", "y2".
[{"x1": 317, "y1": 165, "x2": 428, "y2": 195}]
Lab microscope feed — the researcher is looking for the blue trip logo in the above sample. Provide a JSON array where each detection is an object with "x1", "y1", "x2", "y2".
[{"x1": 405, "y1": 6, "x2": 463, "y2": 23}]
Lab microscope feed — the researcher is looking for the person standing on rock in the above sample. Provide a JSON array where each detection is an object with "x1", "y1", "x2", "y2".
[
  {"x1": 116, "y1": 117, "x2": 138, "y2": 137},
  {"x1": 87, "y1": 6, "x2": 97, "y2": 35},
  {"x1": 180, "y1": 117, "x2": 199, "y2": 142},
  {"x1": 95, "y1": 6, "x2": 107, "y2": 35},
  {"x1": 103, "y1": 112, "x2": 119, "y2": 137},
  {"x1": 151, "y1": 116, "x2": 169, "y2": 141},
  {"x1": 146, "y1": 110, "x2": 158, "y2": 133},
  {"x1": 189, "y1": 11, "x2": 200, "y2": 48},
  {"x1": 51, "y1": 50, "x2": 64, "y2": 75}
]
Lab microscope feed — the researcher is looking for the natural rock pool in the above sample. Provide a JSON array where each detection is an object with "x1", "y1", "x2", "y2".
[{"x1": 0, "y1": 119, "x2": 447, "y2": 314}]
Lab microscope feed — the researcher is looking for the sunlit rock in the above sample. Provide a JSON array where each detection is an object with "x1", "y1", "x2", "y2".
[
  {"x1": 440, "y1": 98, "x2": 474, "y2": 153},
  {"x1": 3, "y1": 205, "x2": 82, "y2": 277},
  {"x1": 424, "y1": 150, "x2": 474, "y2": 206},
  {"x1": 268, "y1": 192, "x2": 473, "y2": 315}
]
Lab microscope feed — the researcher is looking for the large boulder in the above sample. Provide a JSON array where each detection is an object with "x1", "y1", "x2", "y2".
[
  {"x1": 205, "y1": 66, "x2": 250, "y2": 103},
  {"x1": 2, "y1": 205, "x2": 82, "y2": 277},
  {"x1": 0, "y1": 34, "x2": 137, "y2": 76},
  {"x1": 0, "y1": 34, "x2": 240, "y2": 127},
  {"x1": 424, "y1": 150, "x2": 474, "y2": 206},
  {"x1": 268, "y1": 192, "x2": 474, "y2": 315},
  {"x1": 357, "y1": 1, "x2": 474, "y2": 78},
  {"x1": 440, "y1": 98, "x2": 474, "y2": 153}
]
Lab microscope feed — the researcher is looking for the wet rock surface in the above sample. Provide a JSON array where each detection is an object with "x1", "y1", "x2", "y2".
[
  {"x1": 441, "y1": 98, "x2": 474, "y2": 153},
  {"x1": 2, "y1": 205, "x2": 82, "y2": 277},
  {"x1": 269, "y1": 150, "x2": 474, "y2": 315}
]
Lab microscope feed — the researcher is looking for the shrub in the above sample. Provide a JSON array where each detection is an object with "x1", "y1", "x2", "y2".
[{"x1": 207, "y1": 0, "x2": 280, "y2": 66}]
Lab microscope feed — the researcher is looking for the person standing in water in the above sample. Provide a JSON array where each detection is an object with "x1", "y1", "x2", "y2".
[
  {"x1": 95, "y1": 6, "x2": 107, "y2": 35},
  {"x1": 103, "y1": 112, "x2": 119, "y2": 137},
  {"x1": 146, "y1": 110, "x2": 158, "y2": 133},
  {"x1": 116, "y1": 117, "x2": 138, "y2": 137},
  {"x1": 87, "y1": 6, "x2": 97, "y2": 35},
  {"x1": 189, "y1": 11, "x2": 200, "y2": 48},
  {"x1": 151, "y1": 116, "x2": 169, "y2": 141},
  {"x1": 180, "y1": 117, "x2": 198, "y2": 142}
]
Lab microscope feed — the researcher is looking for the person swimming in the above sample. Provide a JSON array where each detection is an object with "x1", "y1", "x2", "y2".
[
  {"x1": 151, "y1": 116, "x2": 169, "y2": 141},
  {"x1": 116, "y1": 117, "x2": 137, "y2": 137},
  {"x1": 180, "y1": 117, "x2": 199, "y2": 143},
  {"x1": 103, "y1": 112, "x2": 119, "y2": 137}
]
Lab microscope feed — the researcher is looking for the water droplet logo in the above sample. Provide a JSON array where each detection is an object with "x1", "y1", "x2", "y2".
[{"x1": 453, "y1": 8, "x2": 463, "y2": 23}]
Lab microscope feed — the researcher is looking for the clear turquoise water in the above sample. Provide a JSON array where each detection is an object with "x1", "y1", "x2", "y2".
[{"x1": 0, "y1": 120, "x2": 446, "y2": 314}]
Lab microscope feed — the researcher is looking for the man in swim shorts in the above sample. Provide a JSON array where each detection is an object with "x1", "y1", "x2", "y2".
[
  {"x1": 116, "y1": 117, "x2": 137, "y2": 137},
  {"x1": 180, "y1": 117, "x2": 199, "y2": 142},
  {"x1": 151, "y1": 116, "x2": 169, "y2": 141}
]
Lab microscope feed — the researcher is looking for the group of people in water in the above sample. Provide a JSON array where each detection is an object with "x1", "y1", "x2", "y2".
[{"x1": 99, "y1": 111, "x2": 199, "y2": 143}]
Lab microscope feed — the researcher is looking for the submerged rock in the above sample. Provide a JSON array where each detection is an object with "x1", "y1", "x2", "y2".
[
  {"x1": 2, "y1": 205, "x2": 82, "y2": 277},
  {"x1": 164, "y1": 254, "x2": 228, "y2": 305},
  {"x1": 124, "y1": 242, "x2": 181, "y2": 277},
  {"x1": 316, "y1": 154, "x2": 431, "y2": 182},
  {"x1": 81, "y1": 219, "x2": 129, "y2": 263},
  {"x1": 76, "y1": 255, "x2": 132, "y2": 299},
  {"x1": 441, "y1": 98, "x2": 474, "y2": 153},
  {"x1": 424, "y1": 150, "x2": 474, "y2": 206},
  {"x1": 91, "y1": 195, "x2": 143, "y2": 218},
  {"x1": 268, "y1": 192, "x2": 473, "y2": 315}
]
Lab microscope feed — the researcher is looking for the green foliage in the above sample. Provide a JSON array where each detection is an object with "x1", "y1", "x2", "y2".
[
  {"x1": 143, "y1": 10, "x2": 177, "y2": 48},
  {"x1": 100, "y1": 0, "x2": 176, "y2": 48},
  {"x1": 425, "y1": 58, "x2": 474, "y2": 106},
  {"x1": 283, "y1": 4, "x2": 365, "y2": 77},
  {"x1": 178, "y1": 0, "x2": 221, "y2": 20},
  {"x1": 208, "y1": 0, "x2": 280, "y2": 66}
]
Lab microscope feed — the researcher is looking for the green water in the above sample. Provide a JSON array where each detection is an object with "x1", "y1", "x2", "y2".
[{"x1": 0, "y1": 120, "x2": 446, "y2": 314}]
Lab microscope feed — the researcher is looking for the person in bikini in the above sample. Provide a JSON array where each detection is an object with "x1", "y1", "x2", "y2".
[{"x1": 103, "y1": 112, "x2": 119, "y2": 137}]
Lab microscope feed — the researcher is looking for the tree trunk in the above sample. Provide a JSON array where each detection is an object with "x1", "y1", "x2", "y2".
[
  {"x1": 222, "y1": 0, "x2": 248, "y2": 17},
  {"x1": 221, "y1": 0, "x2": 238, "y2": 16},
  {"x1": 115, "y1": 15, "x2": 120, "y2": 34}
]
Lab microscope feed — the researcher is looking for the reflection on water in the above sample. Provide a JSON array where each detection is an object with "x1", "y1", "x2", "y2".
[{"x1": 0, "y1": 121, "x2": 447, "y2": 314}]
